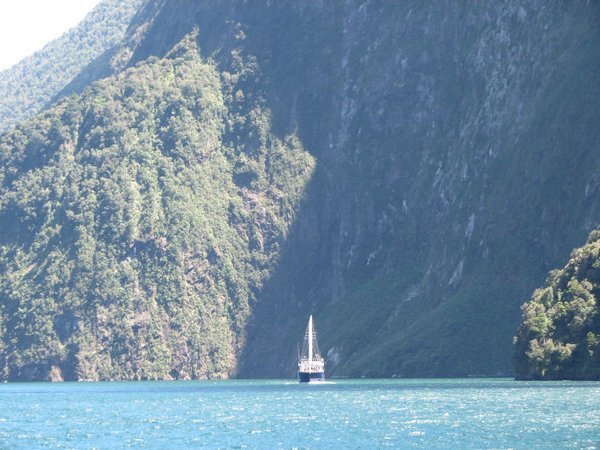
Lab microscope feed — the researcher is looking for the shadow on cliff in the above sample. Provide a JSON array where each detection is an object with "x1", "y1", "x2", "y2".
[
  {"x1": 119, "y1": 1, "x2": 351, "y2": 377},
  {"x1": 113, "y1": 0, "x2": 600, "y2": 379}
]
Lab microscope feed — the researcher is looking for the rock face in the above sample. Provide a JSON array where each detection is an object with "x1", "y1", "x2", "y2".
[
  {"x1": 0, "y1": 0, "x2": 599, "y2": 380},
  {"x1": 514, "y1": 229, "x2": 600, "y2": 380}
]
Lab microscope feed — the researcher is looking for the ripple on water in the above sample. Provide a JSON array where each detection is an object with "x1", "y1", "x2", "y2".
[{"x1": 0, "y1": 379, "x2": 598, "y2": 448}]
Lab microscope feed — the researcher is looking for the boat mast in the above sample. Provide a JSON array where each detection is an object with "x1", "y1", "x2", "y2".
[{"x1": 308, "y1": 315, "x2": 313, "y2": 364}]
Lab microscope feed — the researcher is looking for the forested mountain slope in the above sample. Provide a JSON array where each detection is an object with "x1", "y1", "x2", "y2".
[
  {"x1": 0, "y1": 0, "x2": 142, "y2": 133},
  {"x1": 514, "y1": 229, "x2": 600, "y2": 380},
  {"x1": 0, "y1": 0, "x2": 599, "y2": 380},
  {"x1": 0, "y1": 34, "x2": 314, "y2": 381}
]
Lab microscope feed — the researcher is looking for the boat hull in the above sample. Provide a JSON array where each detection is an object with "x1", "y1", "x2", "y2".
[{"x1": 298, "y1": 371, "x2": 325, "y2": 383}]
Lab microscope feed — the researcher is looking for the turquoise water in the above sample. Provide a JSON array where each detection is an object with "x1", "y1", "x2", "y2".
[{"x1": 0, "y1": 378, "x2": 599, "y2": 449}]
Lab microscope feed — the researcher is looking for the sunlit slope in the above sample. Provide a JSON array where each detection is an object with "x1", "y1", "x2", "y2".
[
  {"x1": 514, "y1": 229, "x2": 600, "y2": 380},
  {"x1": 0, "y1": 35, "x2": 314, "y2": 381},
  {"x1": 0, "y1": 0, "x2": 143, "y2": 132}
]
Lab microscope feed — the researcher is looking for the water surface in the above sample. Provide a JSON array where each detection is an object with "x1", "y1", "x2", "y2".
[{"x1": 0, "y1": 378, "x2": 598, "y2": 448}]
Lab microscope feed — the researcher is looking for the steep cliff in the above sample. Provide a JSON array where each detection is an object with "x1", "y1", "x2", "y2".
[{"x1": 0, "y1": 0, "x2": 599, "y2": 380}]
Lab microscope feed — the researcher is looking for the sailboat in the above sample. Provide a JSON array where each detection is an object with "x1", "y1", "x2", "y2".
[{"x1": 298, "y1": 315, "x2": 325, "y2": 382}]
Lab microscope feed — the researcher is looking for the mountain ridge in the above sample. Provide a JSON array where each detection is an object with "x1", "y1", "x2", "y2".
[{"x1": 0, "y1": 0, "x2": 143, "y2": 133}]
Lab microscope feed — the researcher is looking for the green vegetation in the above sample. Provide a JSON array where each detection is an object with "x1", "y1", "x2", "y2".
[
  {"x1": 514, "y1": 230, "x2": 600, "y2": 380},
  {"x1": 0, "y1": 33, "x2": 314, "y2": 381},
  {"x1": 0, "y1": 0, "x2": 142, "y2": 132},
  {"x1": 1, "y1": 0, "x2": 599, "y2": 380}
]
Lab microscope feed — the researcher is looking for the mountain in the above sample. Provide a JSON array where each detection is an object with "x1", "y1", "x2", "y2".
[
  {"x1": 0, "y1": 0, "x2": 142, "y2": 133},
  {"x1": 0, "y1": 32, "x2": 314, "y2": 381},
  {"x1": 514, "y1": 229, "x2": 600, "y2": 380},
  {"x1": 0, "y1": 0, "x2": 599, "y2": 381}
]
